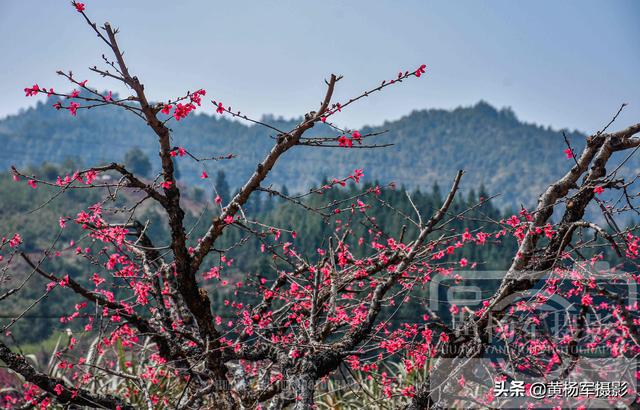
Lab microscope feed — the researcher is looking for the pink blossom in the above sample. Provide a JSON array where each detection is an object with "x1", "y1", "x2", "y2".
[
  {"x1": 173, "y1": 103, "x2": 195, "y2": 120},
  {"x1": 68, "y1": 102, "x2": 80, "y2": 116},
  {"x1": 338, "y1": 135, "x2": 353, "y2": 147},
  {"x1": 190, "y1": 89, "x2": 206, "y2": 106},
  {"x1": 24, "y1": 84, "x2": 39, "y2": 97},
  {"x1": 54, "y1": 384, "x2": 64, "y2": 396},
  {"x1": 9, "y1": 233, "x2": 22, "y2": 248},
  {"x1": 83, "y1": 170, "x2": 97, "y2": 185},
  {"x1": 352, "y1": 168, "x2": 364, "y2": 183}
]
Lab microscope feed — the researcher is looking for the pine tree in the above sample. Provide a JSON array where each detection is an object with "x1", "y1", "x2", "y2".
[
  {"x1": 215, "y1": 170, "x2": 231, "y2": 203},
  {"x1": 124, "y1": 147, "x2": 152, "y2": 178}
]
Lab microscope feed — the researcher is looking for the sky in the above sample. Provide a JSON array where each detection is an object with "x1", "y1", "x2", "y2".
[{"x1": 0, "y1": 1, "x2": 638, "y2": 134}]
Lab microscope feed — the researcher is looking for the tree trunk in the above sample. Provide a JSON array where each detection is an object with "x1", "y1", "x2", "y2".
[{"x1": 291, "y1": 373, "x2": 316, "y2": 410}]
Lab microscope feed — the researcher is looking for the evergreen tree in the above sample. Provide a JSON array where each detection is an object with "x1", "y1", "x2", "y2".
[
  {"x1": 215, "y1": 170, "x2": 231, "y2": 203},
  {"x1": 124, "y1": 147, "x2": 152, "y2": 178},
  {"x1": 173, "y1": 159, "x2": 181, "y2": 180},
  {"x1": 280, "y1": 185, "x2": 289, "y2": 202}
]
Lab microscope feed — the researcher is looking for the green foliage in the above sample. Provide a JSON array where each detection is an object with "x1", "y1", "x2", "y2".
[
  {"x1": 215, "y1": 170, "x2": 230, "y2": 203},
  {"x1": 0, "y1": 164, "x2": 122, "y2": 343},
  {"x1": 0, "y1": 99, "x2": 589, "y2": 209},
  {"x1": 0, "y1": 162, "x2": 518, "y2": 345},
  {"x1": 124, "y1": 147, "x2": 152, "y2": 178}
]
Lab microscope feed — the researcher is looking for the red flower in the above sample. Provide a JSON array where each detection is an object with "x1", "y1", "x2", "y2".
[
  {"x1": 563, "y1": 148, "x2": 573, "y2": 159},
  {"x1": 352, "y1": 130, "x2": 362, "y2": 143},
  {"x1": 593, "y1": 186, "x2": 604, "y2": 195},
  {"x1": 28, "y1": 179, "x2": 37, "y2": 188},
  {"x1": 215, "y1": 195, "x2": 222, "y2": 205},
  {"x1": 24, "y1": 84, "x2": 39, "y2": 97},
  {"x1": 201, "y1": 171, "x2": 208, "y2": 179},
  {"x1": 103, "y1": 91, "x2": 113, "y2": 102},
  {"x1": 161, "y1": 104, "x2": 172, "y2": 115},
  {"x1": 352, "y1": 168, "x2": 364, "y2": 183},
  {"x1": 224, "y1": 215, "x2": 234, "y2": 224},
  {"x1": 74, "y1": 2, "x2": 85, "y2": 12},
  {"x1": 54, "y1": 383, "x2": 64, "y2": 396},
  {"x1": 415, "y1": 64, "x2": 427, "y2": 77},
  {"x1": 173, "y1": 103, "x2": 195, "y2": 121},
  {"x1": 216, "y1": 102, "x2": 225, "y2": 114},
  {"x1": 68, "y1": 102, "x2": 80, "y2": 116},
  {"x1": 338, "y1": 136, "x2": 353, "y2": 148},
  {"x1": 161, "y1": 180, "x2": 173, "y2": 189},
  {"x1": 190, "y1": 89, "x2": 206, "y2": 106},
  {"x1": 170, "y1": 147, "x2": 186, "y2": 157},
  {"x1": 9, "y1": 233, "x2": 22, "y2": 248}
]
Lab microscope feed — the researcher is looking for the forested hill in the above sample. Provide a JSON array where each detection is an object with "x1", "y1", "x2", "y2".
[{"x1": 0, "y1": 98, "x2": 592, "y2": 208}]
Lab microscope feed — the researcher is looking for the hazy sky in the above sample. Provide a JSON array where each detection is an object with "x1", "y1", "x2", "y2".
[{"x1": 1, "y1": 1, "x2": 638, "y2": 134}]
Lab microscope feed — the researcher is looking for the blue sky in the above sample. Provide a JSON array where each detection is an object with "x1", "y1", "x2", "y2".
[{"x1": 1, "y1": 1, "x2": 638, "y2": 133}]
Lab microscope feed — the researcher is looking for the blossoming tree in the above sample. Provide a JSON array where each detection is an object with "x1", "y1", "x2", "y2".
[{"x1": 1, "y1": 3, "x2": 640, "y2": 410}]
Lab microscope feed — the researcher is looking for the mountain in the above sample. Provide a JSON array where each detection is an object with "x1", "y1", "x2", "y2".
[
  {"x1": 0, "y1": 100, "x2": 632, "y2": 345},
  {"x1": 0, "y1": 98, "x2": 601, "y2": 208}
]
